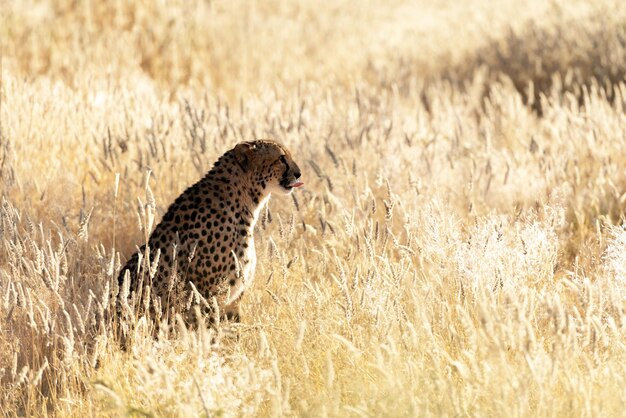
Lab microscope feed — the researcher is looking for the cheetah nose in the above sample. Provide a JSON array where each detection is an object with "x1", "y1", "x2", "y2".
[{"x1": 291, "y1": 171, "x2": 303, "y2": 187}]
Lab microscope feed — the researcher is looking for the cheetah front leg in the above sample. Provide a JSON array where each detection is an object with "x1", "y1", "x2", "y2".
[{"x1": 223, "y1": 291, "x2": 244, "y2": 323}]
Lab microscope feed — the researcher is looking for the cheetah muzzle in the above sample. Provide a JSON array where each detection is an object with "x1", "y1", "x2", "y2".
[{"x1": 117, "y1": 139, "x2": 302, "y2": 326}]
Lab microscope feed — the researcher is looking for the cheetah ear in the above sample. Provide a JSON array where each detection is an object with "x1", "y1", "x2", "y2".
[{"x1": 233, "y1": 142, "x2": 254, "y2": 172}]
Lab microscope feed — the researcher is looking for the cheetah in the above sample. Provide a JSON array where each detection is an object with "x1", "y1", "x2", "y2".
[{"x1": 117, "y1": 139, "x2": 302, "y2": 325}]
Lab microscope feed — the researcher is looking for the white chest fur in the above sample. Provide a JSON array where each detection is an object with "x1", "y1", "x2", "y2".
[
  {"x1": 225, "y1": 194, "x2": 270, "y2": 305},
  {"x1": 226, "y1": 236, "x2": 256, "y2": 305}
]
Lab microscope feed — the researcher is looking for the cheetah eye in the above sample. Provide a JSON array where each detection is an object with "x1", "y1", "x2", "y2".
[{"x1": 279, "y1": 155, "x2": 288, "y2": 166}]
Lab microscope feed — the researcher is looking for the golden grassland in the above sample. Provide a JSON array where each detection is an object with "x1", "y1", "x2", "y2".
[{"x1": 1, "y1": 0, "x2": 626, "y2": 416}]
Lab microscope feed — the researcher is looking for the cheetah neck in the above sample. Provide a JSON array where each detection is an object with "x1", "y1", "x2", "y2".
[
  {"x1": 250, "y1": 194, "x2": 271, "y2": 229},
  {"x1": 238, "y1": 184, "x2": 272, "y2": 235},
  {"x1": 201, "y1": 156, "x2": 272, "y2": 235}
]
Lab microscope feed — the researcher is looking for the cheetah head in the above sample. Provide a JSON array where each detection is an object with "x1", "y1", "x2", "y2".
[{"x1": 233, "y1": 140, "x2": 303, "y2": 195}]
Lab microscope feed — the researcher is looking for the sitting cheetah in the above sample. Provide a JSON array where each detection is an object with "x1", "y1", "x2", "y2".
[{"x1": 117, "y1": 139, "x2": 302, "y2": 324}]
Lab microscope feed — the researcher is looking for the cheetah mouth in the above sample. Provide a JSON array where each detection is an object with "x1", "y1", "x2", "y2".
[{"x1": 281, "y1": 179, "x2": 304, "y2": 190}]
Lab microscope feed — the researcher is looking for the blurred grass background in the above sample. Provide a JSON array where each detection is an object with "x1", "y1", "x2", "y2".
[{"x1": 1, "y1": 0, "x2": 626, "y2": 416}]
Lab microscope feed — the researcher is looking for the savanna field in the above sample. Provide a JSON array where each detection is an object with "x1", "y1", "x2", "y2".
[{"x1": 1, "y1": 0, "x2": 626, "y2": 416}]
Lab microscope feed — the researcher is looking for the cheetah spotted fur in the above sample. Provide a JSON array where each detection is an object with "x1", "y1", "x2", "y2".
[{"x1": 117, "y1": 140, "x2": 302, "y2": 324}]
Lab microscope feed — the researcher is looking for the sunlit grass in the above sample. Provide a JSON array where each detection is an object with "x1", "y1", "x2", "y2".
[{"x1": 1, "y1": 0, "x2": 626, "y2": 416}]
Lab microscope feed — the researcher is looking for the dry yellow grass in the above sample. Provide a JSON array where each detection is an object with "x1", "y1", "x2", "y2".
[{"x1": 1, "y1": 0, "x2": 626, "y2": 416}]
